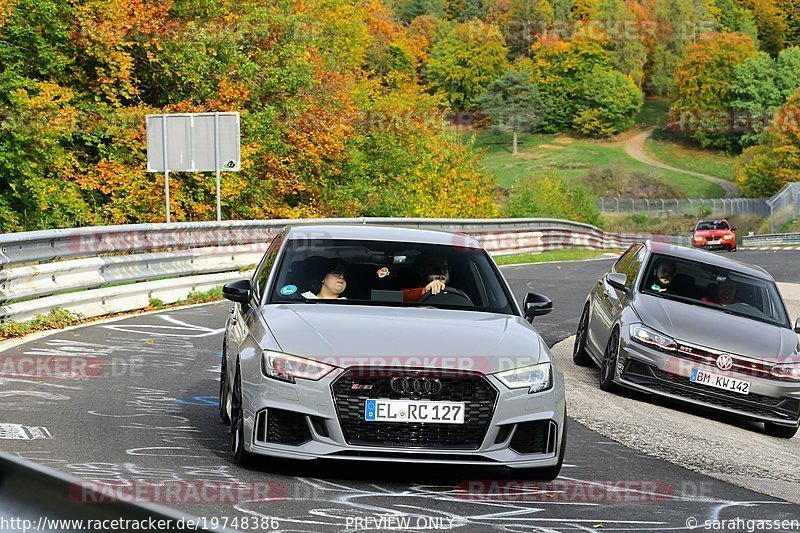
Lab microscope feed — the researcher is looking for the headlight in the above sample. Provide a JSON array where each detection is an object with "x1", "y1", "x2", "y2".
[
  {"x1": 770, "y1": 363, "x2": 800, "y2": 382},
  {"x1": 693, "y1": 236, "x2": 704, "y2": 242},
  {"x1": 630, "y1": 324, "x2": 677, "y2": 352},
  {"x1": 261, "y1": 351, "x2": 336, "y2": 383},
  {"x1": 494, "y1": 363, "x2": 551, "y2": 393},
  {"x1": 723, "y1": 234, "x2": 733, "y2": 240}
]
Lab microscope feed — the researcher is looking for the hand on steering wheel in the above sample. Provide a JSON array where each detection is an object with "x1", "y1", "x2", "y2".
[{"x1": 424, "y1": 279, "x2": 446, "y2": 295}]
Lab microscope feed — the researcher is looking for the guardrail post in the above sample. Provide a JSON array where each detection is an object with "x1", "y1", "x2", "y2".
[
  {"x1": 646, "y1": 199, "x2": 650, "y2": 215},
  {"x1": 616, "y1": 198, "x2": 620, "y2": 213},
  {"x1": 599, "y1": 198, "x2": 605, "y2": 212}
]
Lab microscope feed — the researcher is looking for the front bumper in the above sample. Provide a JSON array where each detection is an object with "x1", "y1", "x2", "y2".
[
  {"x1": 614, "y1": 331, "x2": 800, "y2": 427},
  {"x1": 239, "y1": 365, "x2": 567, "y2": 468},
  {"x1": 692, "y1": 242, "x2": 734, "y2": 251}
]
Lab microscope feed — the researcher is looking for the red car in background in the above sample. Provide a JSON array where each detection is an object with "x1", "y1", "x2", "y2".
[{"x1": 691, "y1": 219, "x2": 737, "y2": 252}]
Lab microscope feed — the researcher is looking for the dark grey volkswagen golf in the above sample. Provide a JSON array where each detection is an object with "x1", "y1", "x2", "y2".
[{"x1": 573, "y1": 241, "x2": 800, "y2": 438}]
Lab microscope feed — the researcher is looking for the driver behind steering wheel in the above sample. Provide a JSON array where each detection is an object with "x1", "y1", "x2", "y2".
[{"x1": 402, "y1": 255, "x2": 451, "y2": 302}]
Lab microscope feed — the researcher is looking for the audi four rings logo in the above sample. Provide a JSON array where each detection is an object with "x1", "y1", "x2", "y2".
[
  {"x1": 390, "y1": 377, "x2": 442, "y2": 395},
  {"x1": 715, "y1": 354, "x2": 734, "y2": 371}
]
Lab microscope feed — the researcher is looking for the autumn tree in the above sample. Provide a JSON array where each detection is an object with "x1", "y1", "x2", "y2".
[
  {"x1": 476, "y1": 69, "x2": 545, "y2": 155},
  {"x1": 671, "y1": 32, "x2": 758, "y2": 149},
  {"x1": 426, "y1": 20, "x2": 510, "y2": 110}
]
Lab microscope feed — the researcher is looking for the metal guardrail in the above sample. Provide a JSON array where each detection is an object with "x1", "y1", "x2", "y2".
[
  {"x1": 742, "y1": 233, "x2": 800, "y2": 247},
  {"x1": 0, "y1": 218, "x2": 690, "y2": 323},
  {"x1": 0, "y1": 452, "x2": 223, "y2": 531}
]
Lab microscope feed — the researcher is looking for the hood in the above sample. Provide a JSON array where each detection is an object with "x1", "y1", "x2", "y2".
[
  {"x1": 695, "y1": 230, "x2": 733, "y2": 238},
  {"x1": 633, "y1": 294, "x2": 796, "y2": 362},
  {"x1": 260, "y1": 304, "x2": 544, "y2": 373}
]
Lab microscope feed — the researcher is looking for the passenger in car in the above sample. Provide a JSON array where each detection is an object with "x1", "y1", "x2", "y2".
[
  {"x1": 302, "y1": 260, "x2": 349, "y2": 300},
  {"x1": 403, "y1": 256, "x2": 449, "y2": 302},
  {"x1": 648, "y1": 259, "x2": 677, "y2": 293},
  {"x1": 701, "y1": 278, "x2": 737, "y2": 306}
]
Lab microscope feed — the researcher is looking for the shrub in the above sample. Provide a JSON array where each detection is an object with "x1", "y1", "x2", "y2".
[
  {"x1": 502, "y1": 171, "x2": 601, "y2": 226},
  {"x1": 579, "y1": 165, "x2": 686, "y2": 199}
]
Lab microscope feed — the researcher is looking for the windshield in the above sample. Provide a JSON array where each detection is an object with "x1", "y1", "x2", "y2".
[
  {"x1": 696, "y1": 220, "x2": 729, "y2": 231},
  {"x1": 639, "y1": 253, "x2": 789, "y2": 328},
  {"x1": 268, "y1": 238, "x2": 515, "y2": 314}
]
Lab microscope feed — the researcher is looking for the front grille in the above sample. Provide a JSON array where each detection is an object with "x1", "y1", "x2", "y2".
[
  {"x1": 508, "y1": 421, "x2": 557, "y2": 455},
  {"x1": 675, "y1": 343, "x2": 773, "y2": 378},
  {"x1": 623, "y1": 360, "x2": 800, "y2": 421},
  {"x1": 331, "y1": 368, "x2": 498, "y2": 449},
  {"x1": 254, "y1": 408, "x2": 312, "y2": 446}
]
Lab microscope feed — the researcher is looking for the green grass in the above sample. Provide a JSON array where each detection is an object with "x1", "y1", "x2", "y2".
[
  {"x1": 636, "y1": 98, "x2": 670, "y2": 127},
  {"x1": 493, "y1": 248, "x2": 611, "y2": 265},
  {"x1": 644, "y1": 136, "x2": 736, "y2": 182},
  {"x1": 472, "y1": 131, "x2": 725, "y2": 198}
]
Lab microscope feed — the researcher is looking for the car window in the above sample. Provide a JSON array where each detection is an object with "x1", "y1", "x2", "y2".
[
  {"x1": 639, "y1": 253, "x2": 789, "y2": 327},
  {"x1": 696, "y1": 220, "x2": 729, "y2": 231},
  {"x1": 624, "y1": 247, "x2": 645, "y2": 289},
  {"x1": 268, "y1": 238, "x2": 515, "y2": 314},
  {"x1": 252, "y1": 234, "x2": 283, "y2": 301},
  {"x1": 613, "y1": 244, "x2": 642, "y2": 276}
]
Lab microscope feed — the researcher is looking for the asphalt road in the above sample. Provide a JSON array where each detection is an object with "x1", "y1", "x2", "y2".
[{"x1": 1, "y1": 249, "x2": 799, "y2": 532}]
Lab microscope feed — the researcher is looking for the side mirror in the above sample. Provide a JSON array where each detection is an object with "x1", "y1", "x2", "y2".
[
  {"x1": 607, "y1": 272, "x2": 628, "y2": 293},
  {"x1": 732, "y1": 227, "x2": 737, "y2": 232},
  {"x1": 223, "y1": 279, "x2": 252, "y2": 304},
  {"x1": 795, "y1": 317, "x2": 800, "y2": 334},
  {"x1": 689, "y1": 228, "x2": 695, "y2": 233},
  {"x1": 524, "y1": 292, "x2": 553, "y2": 321}
]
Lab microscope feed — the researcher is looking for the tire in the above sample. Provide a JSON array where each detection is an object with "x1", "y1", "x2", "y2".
[
  {"x1": 573, "y1": 304, "x2": 594, "y2": 367},
  {"x1": 218, "y1": 341, "x2": 230, "y2": 424},
  {"x1": 599, "y1": 328, "x2": 620, "y2": 392},
  {"x1": 764, "y1": 422, "x2": 798, "y2": 439},
  {"x1": 230, "y1": 363, "x2": 252, "y2": 466},
  {"x1": 510, "y1": 418, "x2": 568, "y2": 481}
]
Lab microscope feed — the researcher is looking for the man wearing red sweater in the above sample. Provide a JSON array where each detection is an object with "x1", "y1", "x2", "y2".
[{"x1": 402, "y1": 256, "x2": 449, "y2": 302}]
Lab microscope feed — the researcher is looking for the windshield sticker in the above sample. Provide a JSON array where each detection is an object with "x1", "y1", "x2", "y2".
[
  {"x1": 279, "y1": 285, "x2": 297, "y2": 296},
  {"x1": 377, "y1": 267, "x2": 389, "y2": 278}
]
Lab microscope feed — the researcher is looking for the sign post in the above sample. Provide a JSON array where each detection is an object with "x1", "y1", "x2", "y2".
[{"x1": 146, "y1": 112, "x2": 241, "y2": 222}]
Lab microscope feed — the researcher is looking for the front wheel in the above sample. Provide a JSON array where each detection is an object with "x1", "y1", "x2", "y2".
[
  {"x1": 599, "y1": 329, "x2": 620, "y2": 392},
  {"x1": 573, "y1": 304, "x2": 594, "y2": 367},
  {"x1": 230, "y1": 364, "x2": 253, "y2": 466},
  {"x1": 218, "y1": 342, "x2": 230, "y2": 423},
  {"x1": 764, "y1": 422, "x2": 798, "y2": 439}
]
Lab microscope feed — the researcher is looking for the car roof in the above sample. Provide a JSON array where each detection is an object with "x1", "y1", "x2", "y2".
[
  {"x1": 645, "y1": 241, "x2": 772, "y2": 280},
  {"x1": 284, "y1": 225, "x2": 483, "y2": 248},
  {"x1": 697, "y1": 219, "x2": 729, "y2": 224}
]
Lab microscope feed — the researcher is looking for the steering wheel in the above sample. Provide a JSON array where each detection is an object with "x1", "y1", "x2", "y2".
[{"x1": 417, "y1": 286, "x2": 473, "y2": 306}]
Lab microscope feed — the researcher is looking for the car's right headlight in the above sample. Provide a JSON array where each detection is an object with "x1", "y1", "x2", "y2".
[
  {"x1": 261, "y1": 351, "x2": 336, "y2": 383},
  {"x1": 630, "y1": 324, "x2": 677, "y2": 352},
  {"x1": 493, "y1": 363, "x2": 552, "y2": 394}
]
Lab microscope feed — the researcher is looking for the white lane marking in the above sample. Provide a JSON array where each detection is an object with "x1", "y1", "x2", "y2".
[
  {"x1": 0, "y1": 423, "x2": 53, "y2": 440},
  {"x1": 102, "y1": 315, "x2": 223, "y2": 338},
  {"x1": 0, "y1": 391, "x2": 71, "y2": 400}
]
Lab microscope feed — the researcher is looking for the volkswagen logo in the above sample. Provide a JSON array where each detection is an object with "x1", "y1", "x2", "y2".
[
  {"x1": 390, "y1": 376, "x2": 442, "y2": 396},
  {"x1": 715, "y1": 354, "x2": 734, "y2": 371}
]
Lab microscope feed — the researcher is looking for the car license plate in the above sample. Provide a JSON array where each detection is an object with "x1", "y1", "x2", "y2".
[
  {"x1": 708, "y1": 240, "x2": 720, "y2": 245},
  {"x1": 690, "y1": 369, "x2": 750, "y2": 395},
  {"x1": 364, "y1": 399, "x2": 465, "y2": 424}
]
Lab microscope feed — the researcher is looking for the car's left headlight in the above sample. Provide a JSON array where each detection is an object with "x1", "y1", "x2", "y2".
[
  {"x1": 494, "y1": 363, "x2": 551, "y2": 393},
  {"x1": 262, "y1": 351, "x2": 336, "y2": 383},
  {"x1": 770, "y1": 362, "x2": 800, "y2": 382},
  {"x1": 723, "y1": 234, "x2": 733, "y2": 240}
]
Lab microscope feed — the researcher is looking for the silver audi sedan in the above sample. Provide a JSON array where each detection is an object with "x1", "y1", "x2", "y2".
[
  {"x1": 574, "y1": 241, "x2": 800, "y2": 438},
  {"x1": 219, "y1": 225, "x2": 567, "y2": 478}
]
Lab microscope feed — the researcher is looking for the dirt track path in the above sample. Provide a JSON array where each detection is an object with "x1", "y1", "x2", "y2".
[{"x1": 625, "y1": 127, "x2": 740, "y2": 198}]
